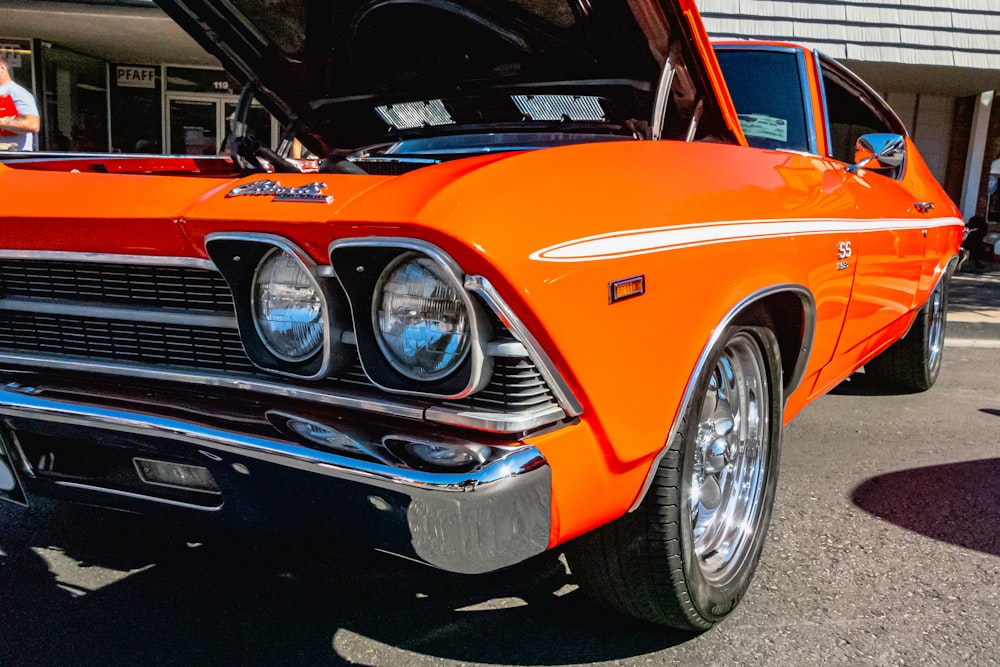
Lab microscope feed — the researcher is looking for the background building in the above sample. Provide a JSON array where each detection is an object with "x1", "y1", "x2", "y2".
[
  {"x1": 2, "y1": 0, "x2": 999, "y2": 218},
  {"x1": 0, "y1": 0, "x2": 274, "y2": 158},
  {"x1": 699, "y1": 0, "x2": 1000, "y2": 219}
]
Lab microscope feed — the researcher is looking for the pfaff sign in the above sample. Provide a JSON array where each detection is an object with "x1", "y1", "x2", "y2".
[{"x1": 116, "y1": 66, "x2": 157, "y2": 89}]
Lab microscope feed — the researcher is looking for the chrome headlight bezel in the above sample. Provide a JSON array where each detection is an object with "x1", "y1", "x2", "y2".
[
  {"x1": 206, "y1": 234, "x2": 348, "y2": 380},
  {"x1": 330, "y1": 238, "x2": 492, "y2": 399}
]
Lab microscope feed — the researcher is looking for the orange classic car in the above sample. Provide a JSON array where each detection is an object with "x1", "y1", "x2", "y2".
[{"x1": 0, "y1": 0, "x2": 961, "y2": 631}]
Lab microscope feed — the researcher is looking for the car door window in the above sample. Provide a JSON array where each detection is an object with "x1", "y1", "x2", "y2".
[{"x1": 820, "y1": 57, "x2": 905, "y2": 167}]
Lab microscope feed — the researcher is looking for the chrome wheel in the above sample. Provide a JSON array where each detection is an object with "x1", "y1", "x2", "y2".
[
  {"x1": 689, "y1": 332, "x2": 770, "y2": 586},
  {"x1": 926, "y1": 281, "x2": 945, "y2": 377},
  {"x1": 565, "y1": 323, "x2": 781, "y2": 630}
]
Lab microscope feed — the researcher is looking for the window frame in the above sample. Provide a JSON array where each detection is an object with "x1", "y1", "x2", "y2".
[{"x1": 816, "y1": 53, "x2": 907, "y2": 169}]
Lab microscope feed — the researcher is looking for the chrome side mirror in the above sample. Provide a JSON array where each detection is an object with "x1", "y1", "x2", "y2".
[{"x1": 846, "y1": 133, "x2": 906, "y2": 178}]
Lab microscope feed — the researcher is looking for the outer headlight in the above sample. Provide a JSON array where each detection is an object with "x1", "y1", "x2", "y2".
[
  {"x1": 251, "y1": 248, "x2": 324, "y2": 362},
  {"x1": 374, "y1": 253, "x2": 470, "y2": 380}
]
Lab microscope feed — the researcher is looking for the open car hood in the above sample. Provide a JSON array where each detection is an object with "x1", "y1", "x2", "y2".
[{"x1": 155, "y1": 0, "x2": 741, "y2": 156}]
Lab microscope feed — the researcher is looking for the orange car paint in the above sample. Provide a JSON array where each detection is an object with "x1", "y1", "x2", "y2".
[{"x1": 0, "y1": 24, "x2": 962, "y2": 549}]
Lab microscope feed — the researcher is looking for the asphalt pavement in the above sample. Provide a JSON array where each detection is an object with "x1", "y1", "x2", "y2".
[{"x1": 948, "y1": 262, "x2": 1000, "y2": 343}]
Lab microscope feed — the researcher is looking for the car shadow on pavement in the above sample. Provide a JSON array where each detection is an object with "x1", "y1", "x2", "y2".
[
  {"x1": 851, "y1": 458, "x2": 1000, "y2": 557},
  {"x1": 0, "y1": 501, "x2": 687, "y2": 666},
  {"x1": 828, "y1": 370, "x2": 923, "y2": 396}
]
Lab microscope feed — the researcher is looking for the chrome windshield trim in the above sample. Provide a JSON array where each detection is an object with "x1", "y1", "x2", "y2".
[
  {"x1": 465, "y1": 275, "x2": 583, "y2": 418},
  {"x1": 813, "y1": 49, "x2": 832, "y2": 157},
  {"x1": 0, "y1": 250, "x2": 216, "y2": 270},
  {"x1": 629, "y1": 284, "x2": 816, "y2": 512},
  {"x1": 0, "y1": 298, "x2": 238, "y2": 330}
]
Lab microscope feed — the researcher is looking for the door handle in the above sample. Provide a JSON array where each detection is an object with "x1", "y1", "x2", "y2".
[{"x1": 914, "y1": 201, "x2": 935, "y2": 214}]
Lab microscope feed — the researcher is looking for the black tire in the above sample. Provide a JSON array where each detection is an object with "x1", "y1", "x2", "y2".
[
  {"x1": 567, "y1": 324, "x2": 783, "y2": 630},
  {"x1": 864, "y1": 275, "x2": 948, "y2": 392}
]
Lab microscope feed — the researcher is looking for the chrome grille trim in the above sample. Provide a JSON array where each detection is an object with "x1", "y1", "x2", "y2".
[
  {"x1": 0, "y1": 298, "x2": 239, "y2": 329},
  {"x1": 0, "y1": 352, "x2": 428, "y2": 421},
  {"x1": 0, "y1": 251, "x2": 215, "y2": 269}
]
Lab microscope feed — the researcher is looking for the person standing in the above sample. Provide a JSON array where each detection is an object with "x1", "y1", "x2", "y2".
[
  {"x1": 0, "y1": 54, "x2": 40, "y2": 151},
  {"x1": 963, "y1": 215, "x2": 989, "y2": 270}
]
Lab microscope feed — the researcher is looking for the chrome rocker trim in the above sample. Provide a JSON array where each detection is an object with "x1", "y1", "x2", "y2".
[{"x1": 0, "y1": 385, "x2": 551, "y2": 574}]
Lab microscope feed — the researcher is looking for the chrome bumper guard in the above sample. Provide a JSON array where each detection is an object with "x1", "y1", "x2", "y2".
[{"x1": 0, "y1": 385, "x2": 551, "y2": 574}]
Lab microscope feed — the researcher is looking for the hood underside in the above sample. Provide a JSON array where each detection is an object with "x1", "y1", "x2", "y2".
[{"x1": 156, "y1": 0, "x2": 738, "y2": 156}]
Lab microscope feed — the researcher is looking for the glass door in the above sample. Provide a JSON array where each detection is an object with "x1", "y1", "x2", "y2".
[
  {"x1": 167, "y1": 95, "x2": 276, "y2": 155},
  {"x1": 167, "y1": 97, "x2": 218, "y2": 155}
]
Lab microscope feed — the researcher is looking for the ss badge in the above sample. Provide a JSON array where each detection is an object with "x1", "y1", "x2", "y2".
[{"x1": 837, "y1": 241, "x2": 852, "y2": 271}]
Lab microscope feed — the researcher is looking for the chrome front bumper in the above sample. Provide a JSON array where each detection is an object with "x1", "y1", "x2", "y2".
[{"x1": 0, "y1": 383, "x2": 551, "y2": 574}]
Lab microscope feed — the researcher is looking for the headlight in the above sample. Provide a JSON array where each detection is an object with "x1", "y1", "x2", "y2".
[
  {"x1": 251, "y1": 248, "x2": 324, "y2": 362},
  {"x1": 374, "y1": 253, "x2": 470, "y2": 380}
]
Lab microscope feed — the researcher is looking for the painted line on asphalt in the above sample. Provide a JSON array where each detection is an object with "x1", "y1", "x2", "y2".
[{"x1": 945, "y1": 338, "x2": 1000, "y2": 348}]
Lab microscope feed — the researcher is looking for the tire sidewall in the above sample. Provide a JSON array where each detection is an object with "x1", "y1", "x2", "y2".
[{"x1": 923, "y1": 276, "x2": 948, "y2": 386}]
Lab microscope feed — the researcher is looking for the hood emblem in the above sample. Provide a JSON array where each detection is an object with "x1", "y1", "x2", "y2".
[{"x1": 226, "y1": 179, "x2": 333, "y2": 204}]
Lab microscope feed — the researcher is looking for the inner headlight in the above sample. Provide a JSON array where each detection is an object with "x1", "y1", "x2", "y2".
[
  {"x1": 373, "y1": 253, "x2": 471, "y2": 381},
  {"x1": 251, "y1": 248, "x2": 324, "y2": 362}
]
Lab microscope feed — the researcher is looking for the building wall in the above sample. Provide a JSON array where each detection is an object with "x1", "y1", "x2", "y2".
[{"x1": 698, "y1": 0, "x2": 1000, "y2": 69}]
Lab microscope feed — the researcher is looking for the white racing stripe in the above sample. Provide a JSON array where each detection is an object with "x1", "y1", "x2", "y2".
[{"x1": 529, "y1": 216, "x2": 963, "y2": 262}]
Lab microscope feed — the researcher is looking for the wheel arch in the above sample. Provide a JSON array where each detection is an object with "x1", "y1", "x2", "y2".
[{"x1": 628, "y1": 283, "x2": 815, "y2": 512}]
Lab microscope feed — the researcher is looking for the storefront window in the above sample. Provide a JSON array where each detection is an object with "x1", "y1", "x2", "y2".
[
  {"x1": 0, "y1": 39, "x2": 35, "y2": 95},
  {"x1": 39, "y1": 43, "x2": 108, "y2": 152},
  {"x1": 111, "y1": 64, "x2": 162, "y2": 153}
]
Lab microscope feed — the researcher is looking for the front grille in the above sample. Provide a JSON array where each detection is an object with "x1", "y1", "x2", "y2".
[
  {"x1": 0, "y1": 260, "x2": 234, "y2": 313},
  {"x1": 0, "y1": 257, "x2": 565, "y2": 431},
  {"x1": 457, "y1": 359, "x2": 556, "y2": 412},
  {"x1": 0, "y1": 311, "x2": 255, "y2": 373}
]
